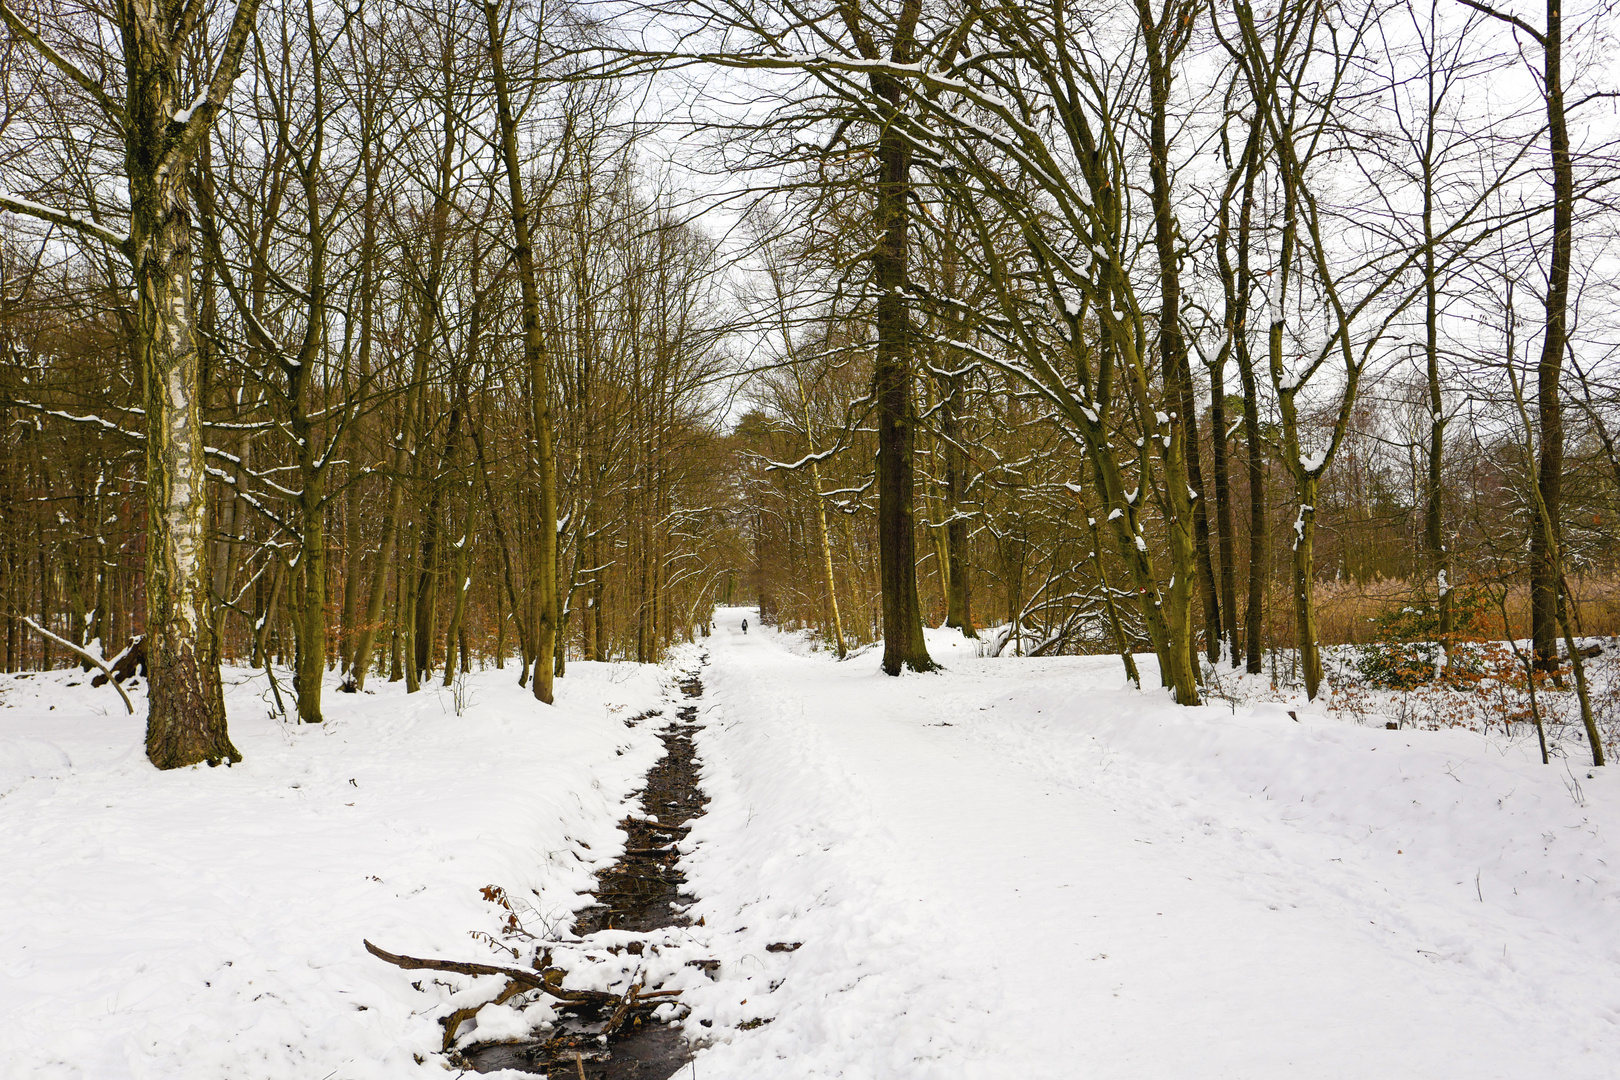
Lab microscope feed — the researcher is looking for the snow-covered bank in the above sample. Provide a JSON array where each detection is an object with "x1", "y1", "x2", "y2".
[
  {"x1": 676, "y1": 607, "x2": 1620, "y2": 1079},
  {"x1": 0, "y1": 661, "x2": 670, "y2": 1079}
]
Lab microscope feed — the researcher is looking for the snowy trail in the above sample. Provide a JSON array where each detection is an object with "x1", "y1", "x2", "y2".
[{"x1": 676, "y1": 609, "x2": 1620, "y2": 1079}]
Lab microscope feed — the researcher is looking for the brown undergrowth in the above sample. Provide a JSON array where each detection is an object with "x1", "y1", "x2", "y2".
[{"x1": 1302, "y1": 575, "x2": 1620, "y2": 646}]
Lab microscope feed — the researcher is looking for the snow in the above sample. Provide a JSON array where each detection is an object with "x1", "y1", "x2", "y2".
[
  {"x1": 1293, "y1": 503, "x2": 1314, "y2": 548},
  {"x1": 670, "y1": 610, "x2": 1620, "y2": 1078},
  {"x1": 470, "y1": 1001, "x2": 536, "y2": 1042},
  {"x1": 0, "y1": 193, "x2": 129, "y2": 247},
  {"x1": 0, "y1": 661, "x2": 669, "y2": 1078},
  {"x1": 9, "y1": 613, "x2": 1620, "y2": 1079},
  {"x1": 173, "y1": 95, "x2": 207, "y2": 125}
]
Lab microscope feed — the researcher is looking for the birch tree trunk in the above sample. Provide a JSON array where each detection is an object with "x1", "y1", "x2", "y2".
[
  {"x1": 132, "y1": 133, "x2": 236, "y2": 765},
  {"x1": 126, "y1": 1, "x2": 261, "y2": 766},
  {"x1": 0, "y1": 0, "x2": 268, "y2": 763}
]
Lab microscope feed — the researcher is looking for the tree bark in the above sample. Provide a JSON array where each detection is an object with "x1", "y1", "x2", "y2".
[
  {"x1": 1140, "y1": 0, "x2": 1216, "y2": 666},
  {"x1": 1530, "y1": 0, "x2": 1570, "y2": 675},
  {"x1": 341, "y1": 84, "x2": 380, "y2": 673},
  {"x1": 1207, "y1": 359, "x2": 1239, "y2": 665},
  {"x1": 865, "y1": 6, "x2": 935, "y2": 676},
  {"x1": 120, "y1": 0, "x2": 262, "y2": 766},
  {"x1": 1422, "y1": 121, "x2": 1452, "y2": 658},
  {"x1": 872, "y1": 128, "x2": 934, "y2": 675},
  {"x1": 940, "y1": 371, "x2": 975, "y2": 639},
  {"x1": 413, "y1": 403, "x2": 462, "y2": 679},
  {"x1": 483, "y1": 0, "x2": 559, "y2": 703}
]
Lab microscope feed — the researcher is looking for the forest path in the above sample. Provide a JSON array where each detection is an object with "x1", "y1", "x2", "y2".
[{"x1": 670, "y1": 607, "x2": 1620, "y2": 1079}]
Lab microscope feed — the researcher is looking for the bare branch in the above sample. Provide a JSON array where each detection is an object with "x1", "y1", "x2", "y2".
[
  {"x1": 0, "y1": 193, "x2": 129, "y2": 255},
  {"x1": 166, "y1": 0, "x2": 267, "y2": 174},
  {"x1": 19, "y1": 618, "x2": 134, "y2": 715},
  {"x1": 1453, "y1": 0, "x2": 1545, "y2": 46},
  {"x1": 0, "y1": 1, "x2": 126, "y2": 125}
]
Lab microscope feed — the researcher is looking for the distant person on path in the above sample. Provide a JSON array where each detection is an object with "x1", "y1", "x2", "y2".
[{"x1": 742, "y1": 618, "x2": 748, "y2": 634}]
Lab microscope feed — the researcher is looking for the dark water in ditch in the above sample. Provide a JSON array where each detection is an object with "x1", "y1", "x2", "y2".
[{"x1": 463, "y1": 662, "x2": 708, "y2": 1079}]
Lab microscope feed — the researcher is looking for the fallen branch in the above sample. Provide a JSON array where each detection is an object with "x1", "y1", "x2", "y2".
[
  {"x1": 603, "y1": 982, "x2": 641, "y2": 1036},
  {"x1": 362, "y1": 939, "x2": 683, "y2": 1011},
  {"x1": 439, "y1": 977, "x2": 528, "y2": 1052},
  {"x1": 364, "y1": 939, "x2": 556, "y2": 996},
  {"x1": 20, "y1": 618, "x2": 133, "y2": 715}
]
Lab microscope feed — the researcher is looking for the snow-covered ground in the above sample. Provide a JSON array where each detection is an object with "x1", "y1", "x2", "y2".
[
  {"x1": 673, "y1": 608, "x2": 1620, "y2": 1079},
  {"x1": 0, "y1": 660, "x2": 671, "y2": 1079},
  {"x1": 6, "y1": 613, "x2": 1619, "y2": 1079}
]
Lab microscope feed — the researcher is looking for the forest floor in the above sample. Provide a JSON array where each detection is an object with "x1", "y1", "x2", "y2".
[{"x1": 4, "y1": 612, "x2": 1620, "y2": 1078}]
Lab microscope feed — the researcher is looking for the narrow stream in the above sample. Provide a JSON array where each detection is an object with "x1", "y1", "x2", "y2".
[{"x1": 464, "y1": 659, "x2": 708, "y2": 1078}]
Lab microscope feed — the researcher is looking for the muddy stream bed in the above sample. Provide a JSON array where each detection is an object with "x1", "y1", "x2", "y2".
[{"x1": 461, "y1": 661, "x2": 709, "y2": 1079}]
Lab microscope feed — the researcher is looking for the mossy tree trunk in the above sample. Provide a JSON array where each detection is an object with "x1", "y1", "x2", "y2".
[{"x1": 483, "y1": 0, "x2": 560, "y2": 702}]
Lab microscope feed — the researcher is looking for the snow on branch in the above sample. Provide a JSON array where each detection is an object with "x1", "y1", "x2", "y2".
[
  {"x1": 9, "y1": 400, "x2": 141, "y2": 441},
  {"x1": 764, "y1": 445, "x2": 844, "y2": 472},
  {"x1": 164, "y1": 0, "x2": 266, "y2": 175},
  {"x1": 19, "y1": 618, "x2": 133, "y2": 715},
  {"x1": 0, "y1": 193, "x2": 128, "y2": 253}
]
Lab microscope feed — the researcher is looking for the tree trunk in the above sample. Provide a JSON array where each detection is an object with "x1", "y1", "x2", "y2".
[
  {"x1": 1140, "y1": 0, "x2": 1215, "y2": 666},
  {"x1": 810, "y1": 460, "x2": 847, "y2": 657},
  {"x1": 129, "y1": 75, "x2": 235, "y2": 766},
  {"x1": 137, "y1": 214, "x2": 235, "y2": 763},
  {"x1": 1290, "y1": 477, "x2": 1324, "y2": 700},
  {"x1": 401, "y1": 515, "x2": 420, "y2": 694},
  {"x1": 940, "y1": 373, "x2": 975, "y2": 638},
  {"x1": 1531, "y1": 0, "x2": 1571, "y2": 676},
  {"x1": 484, "y1": 0, "x2": 558, "y2": 703},
  {"x1": 1422, "y1": 142, "x2": 1452, "y2": 658},
  {"x1": 443, "y1": 481, "x2": 477, "y2": 687},
  {"x1": 872, "y1": 89, "x2": 934, "y2": 676},
  {"x1": 413, "y1": 403, "x2": 462, "y2": 679},
  {"x1": 294, "y1": 464, "x2": 326, "y2": 723},
  {"x1": 341, "y1": 136, "x2": 378, "y2": 673},
  {"x1": 1239, "y1": 347, "x2": 1266, "y2": 675},
  {"x1": 1208, "y1": 360, "x2": 1239, "y2": 665},
  {"x1": 592, "y1": 534, "x2": 607, "y2": 661}
]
